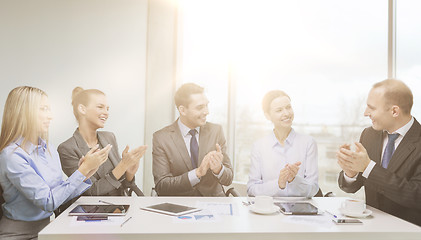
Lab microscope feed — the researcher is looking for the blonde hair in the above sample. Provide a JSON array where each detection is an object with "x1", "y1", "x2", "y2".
[
  {"x1": 373, "y1": 79, "x2": 413, "y2": 115},
  {"x1": 71, "y1": 87, "x2": 105, "y2": 122},
  {"x1": 0, "y1": 86, "x2": 47, "y2": 152},
  {"x1": 262, "y1": 90, "x2": 290, "y2": 115}
]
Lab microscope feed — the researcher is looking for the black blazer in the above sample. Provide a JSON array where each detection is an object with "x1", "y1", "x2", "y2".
[{"x1": 338, "y1": 118, "x2": 421, "y2": 226}]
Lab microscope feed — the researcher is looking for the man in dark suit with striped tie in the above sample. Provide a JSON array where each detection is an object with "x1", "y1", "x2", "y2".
[
  {"x1": 152, "y1": 83, "x2": 233, "y2": 196},
  {"x1": 337, "y1": 79, "x2": 421, "y2": 226}
]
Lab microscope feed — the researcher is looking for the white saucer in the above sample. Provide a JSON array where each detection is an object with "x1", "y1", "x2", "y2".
[
  {"x1": 339, "y1": 208, "x2": 372, "y2": 218},
  {"x1": 249, "y1": 204, "x2": 280, "y2": 215}
]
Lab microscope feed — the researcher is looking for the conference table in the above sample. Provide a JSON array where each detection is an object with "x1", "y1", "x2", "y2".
[{"x1": 39, "y1": 196, "x2": 421, "y2": 240}]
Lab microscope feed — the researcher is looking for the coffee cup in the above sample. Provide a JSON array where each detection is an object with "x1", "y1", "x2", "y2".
[
  {"x1": 341, "y1": 199, "x2": 366, "y2": 214},
  {"x1": 254, "y1": 196, "x2": 274, "y2": 211}
]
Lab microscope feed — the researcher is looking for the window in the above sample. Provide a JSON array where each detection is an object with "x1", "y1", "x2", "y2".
[
  {"x1": 177, "y1": 0, "x2": 231, "y2": 131},
  {"x1": 179, "y1": 0, "x2": 395, "y2": 198},
  {"x1": 397, "y1": 0, "x2": 421, "y2": 118}
]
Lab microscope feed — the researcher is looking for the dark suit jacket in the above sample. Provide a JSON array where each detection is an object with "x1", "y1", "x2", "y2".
[
  {"x1": 152, "y1": 121, "x2": 233, "y2": 196},
  {"x1": 58, "y1": 129, "x2": 138, "y2": 196},
  {"x1": 338, "y1": 118, "x2": 421, "y2": 226}
]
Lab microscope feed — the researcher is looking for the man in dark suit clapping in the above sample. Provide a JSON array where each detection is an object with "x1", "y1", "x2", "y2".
[{"x1": 337, "y1": 79, "x2": 421, "y2": 226}]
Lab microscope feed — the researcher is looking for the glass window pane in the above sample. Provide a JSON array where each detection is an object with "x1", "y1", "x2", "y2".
[
  {"x1": 179, "y1": 0, "x2": 388, "y2": 199},
  {"x1": 396, "y1": 0, "x2": 421, "y2": 119},
  {"x1": 178, "y1": 0, "x2": 229, "y2": 131},
  {"x1": 233, "y1": 0, "x2": 387, "y2": 198}
]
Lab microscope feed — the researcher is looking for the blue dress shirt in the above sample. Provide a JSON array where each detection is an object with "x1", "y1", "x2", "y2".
[
  {"x1": 247, "y1": 129, "x2": 319, "y2": 197},
  {"x1": 0, "y1": 138, "x2": 91, "y2": 221}
]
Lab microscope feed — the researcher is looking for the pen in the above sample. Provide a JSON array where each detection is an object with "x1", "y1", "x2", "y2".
[
  {"x1": 325, "y1": 210, "x2": 337, "y2": 218},
  {"x1": 120, "y1": 216, "x2": 132, "y2": 227},
  {"x1": 99, "y1": 200, "x2": 116, "y2": 205}
]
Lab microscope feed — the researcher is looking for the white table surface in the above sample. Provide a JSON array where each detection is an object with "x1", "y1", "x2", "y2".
[{"x1": 39, "y1": 196, "x2": 421, "y2": 240}]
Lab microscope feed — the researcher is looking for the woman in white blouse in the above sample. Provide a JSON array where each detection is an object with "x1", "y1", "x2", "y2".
[{"x1": 247, "y1": 90, "x2": 319, "y2": 197}]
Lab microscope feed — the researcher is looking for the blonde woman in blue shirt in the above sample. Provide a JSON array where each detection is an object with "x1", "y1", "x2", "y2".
[
  {"x1": 247, "y1": 90, "x2": 319, "y2": 197},
  {"x1": 0, "y1": 86, "x2": 111, "y2": 239}
]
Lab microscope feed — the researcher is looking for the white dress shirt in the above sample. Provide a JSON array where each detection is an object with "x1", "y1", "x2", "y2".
[{"x1": 247, "y1": 129, "x2": 319, "y2": 197}]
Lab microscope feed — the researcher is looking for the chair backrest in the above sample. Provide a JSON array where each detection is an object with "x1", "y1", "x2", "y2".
[
  {"x1": 0, "y1": 186, "x2": 4, "y2": 218},
  {"x1": 315, "y1": 188, "x2": 335, "y2": 197},
  {"x1": 224, "y1": 187, "x2": 240, "y2": 197},
  {"x1": 151, "y1": 186, "x2": 239, "y2": 197},
  {"x1": 315, "y1": 188, "x2": 323, "y2": 197},
  {"x1": 126, "y1": 185, "x2": 144, "y2": 196},
  {"x1": 226, "y1": 182, "x2": 247, "y2": 196},
  {"x1": 151, "y1": 187, "x2": 158, "y2": 197}
]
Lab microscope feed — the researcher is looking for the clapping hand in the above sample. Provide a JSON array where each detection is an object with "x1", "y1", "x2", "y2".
[
  {"x1": 78, "y1": 144, "x2": 112, "y2": 180},
  {"x1": 196, "y1": 157, "x2": 210, "y2": 178},
  {"x1": 123, "y1": 145, "x2": 148, "y2": 175},
  {"x1": 196, "y1": 144, "x2": 224, "y2": 178},
  {"x1": 208, "y1": 144, "x2": 223, "y2": 174},
  {"x1": 278, "y1": 162, "x2": 301, "y2": 189},
  {"x1": 337, "y1": 143, "x2": 370, "y2": 177},
  {"x1": 278, "y1": 167, "x2": 290, "y2": 189},
  {"x1": 286, "y1": 162, "x2": 301, "y2": 182}
]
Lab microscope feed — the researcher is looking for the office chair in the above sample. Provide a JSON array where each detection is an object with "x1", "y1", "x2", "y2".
[
  {"x1": 315, "y1": 188, "x2": 335, "y2": 197},
  {"x1": 151, "y1": 186, "x2": 240, "y2": 197},
  {"x1": 224, "y1": 187, "x2": 240, "y2": 197},
  {"x1": 124, "y1": 184, "x2": 144, "y2": 196},
  {"x1": 151, "y1": 187, "x2": 158, "y2": 196}
]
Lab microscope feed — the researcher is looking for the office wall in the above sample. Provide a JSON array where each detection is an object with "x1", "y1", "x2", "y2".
[
  {"x1": 143, "y1": 0, "x2": 178, "y2": 196},
  {"x1": 0, "y1": 0, "x2": 148, "y2": 188}
]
